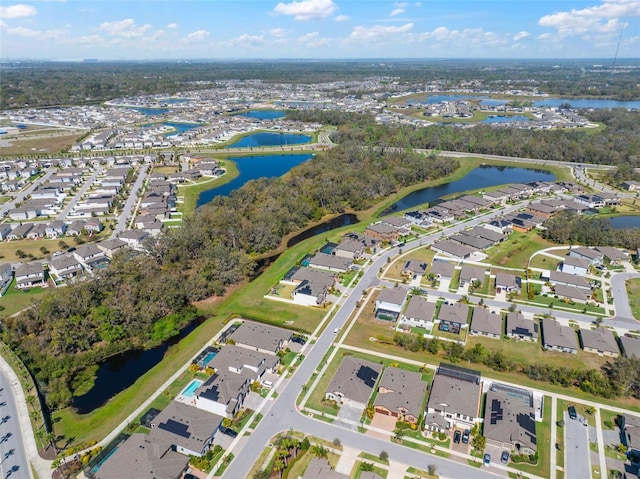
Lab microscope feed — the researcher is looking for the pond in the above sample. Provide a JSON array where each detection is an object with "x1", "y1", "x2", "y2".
[
  {"x1": 609, "y1": 216, "x2": 640, "y2": 229},
  {"x1": 482, "y1": 115, "x2": 530, "y2": 124},
  {"x1": 240, "y1": 110, "x2": 286, "y2": 120},
  {"x1": 407, "y1": 95, "x2": 640, "y2": 110},
  {"x1": 287, "y1": 214, "x2": 358, "y2": 248},
  {"x1": 161, "y1": 122, "x2": 201, "y2": 136},
  {"x1": 131, "y1": 107, "x2": 170, "y2": 116},
  {"x1": 383, "y1": 165, "x2": 556, "y2": 214},
  {"x1": 225, "y1": 132, "x2": 311, "y2": 148},
  {"x1": 197, "y1": 154, "x2": 314, "y2": 206}
]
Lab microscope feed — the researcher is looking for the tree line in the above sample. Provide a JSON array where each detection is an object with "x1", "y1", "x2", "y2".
[{"x1": 1, "y1": 144, "x2": 458, "y2": 410}]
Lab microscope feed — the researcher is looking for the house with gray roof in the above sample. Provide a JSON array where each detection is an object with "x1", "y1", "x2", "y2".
[
  {"x1": 561, "y1": 255, "x2": 590, "y2": 276},
  {"x1": 15, "y1": 262, "x2": 45, "y2": 289},
  {"x1": 506, "y1": 312, "x2": 538, "y2": 342},
  {"x1": 460, "y1": 265, "x2": 486, "y2": 287},
  {"x1": 495, "y1": 273, "x2": 521, "y2": 293},
  {"x1": 7, "y1": 223, "x2": 33, "y2": 240},
  {"x1": 620, "y1": 335, "x2": 640, "y2": 359},
  {"x1": 580, "y1": 327, "x2": 619, "y2": 357},
  {"x1": 431, "y1": 239, "x2": 475, "y2": 260},
  {"x1": 483, "y1": 387, "x2": 537, "y2": 455},
  {"x1": 542, "y1": 318, "x2": 578, "y2": 353},
  {"x1": 365, "y1": 223, "x2": 401, "y2": 242},
  {"x1": 333, "y1": 238, "x2": 365, "y2": 259},
  {"x1": 301, "y1": 458, "x2": 348, "y2": 479},
  {"x1": 0, "y1": 263, "x2": 12, "y2": 295},
  {"x1": 554, "y1": 284, "x2": 589, "y2": 303},
  {"x1": 437, "y1": 302, "x2": 469, "y2": 328},
  {"x1": 470, "y1": 308, "x2": 502, "y2": 338},
  {"x1": 94, "y1": 433, "x2": 188, "y2": 479},
  {"x1": 150, "y1": 400, "x2": 223, "y2": 457},
  {"x1": 49, "y1": 254, "x2": 84, "y2": 280},
  {"x1": 402, "y1": 259, "x2": 427, "y2": 276},
  {"x1": 595, "y1": 246, "x2": 627, "y2": 264},
  {"x1": 325, "y1": 356, "x2": 382, "y2": 406},
  {"x1": 375, "y1": 287, "x2": 408, "y2": 321},
  {"x1": 547, "y1": 270, "x2": 590, "y2": 290},
  {"x1": 374, "y1": 367, "x2": 428, "y2": 424},
  {"x1": 429, "y1": 261, "x2": 455, "y2": 280},
  {"x1": 570, "y1": 246, "x2": 603, "y2": 266},
  {"x1": 97, "y1": 238, "x2": 127, "y2": 258},
  {"x1": 194, "y1": 370, "x2": 251, "y2": 418},
  {"x1": 118, "y1": 229, "x2": 150, "y2": 250},
  {"x1": 308, "y1": 252, "x2": 352, "y2": 273},
  {"x1": 226, "y1": 321, "x2": 292, "y2": 355},
  {"x1": 289, "y1": 267, "x2": 335, "y2": 307},
  {"x1": 400, "y1": 295, "x2": 436, "y2": 329},
  {"x1": 426, "y1": 364, "x2": 483, "y2": 431},
  {"x1": 451, "y1": 233, "x2": 493, "y2": 251}
]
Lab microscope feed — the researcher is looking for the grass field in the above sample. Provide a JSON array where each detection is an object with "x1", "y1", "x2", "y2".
[
  {"x1": 485, "y1": 231, "x2": 555, "y2": 269},
  {"x1": 626, "y1": 279, "x2": 640, "y2": 320},
  {"x1": 0, "y1": 279, "x2": 47, "y2": 319},
  {"x1": 384, "y1": 247, "x2": 435, "y2": 281},
  {"x1": 0, "y1": 131, "x2": 82, "y2": 155}
]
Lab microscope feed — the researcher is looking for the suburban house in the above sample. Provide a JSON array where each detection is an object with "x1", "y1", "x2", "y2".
[
  {"x1": 436, "y1": 302, "x2": 469, "y2": 335},
  {"x1": 621, "y1": 414, "x2": 640, "y2": 457},
  {"x1": 149, "y1": 400, "x2": 223, "y2": 457},
  {"x1": 301, "y1": 458, "x2": 348, "y2": 479},
  {"x1": 85, "y1": 217, "x2": 104, "y2": 233},
  {"x1": 495, "y1": 273, "x2": 522, "y2": 293},
  {"x1": 0, "y1": 263, "x2": 12, "y2": 295},
  {"x1": 0, "y1": 224, "x2": 11, "y2": 241},
  {"x1": 425, "y1": 364, "x2": 483, "y2": 432},
  {"x1": 15, "y1": 263, "x2": 45, "y2": 289},
  {"x1": 483, "y1": 385, "x2": 537, "y2": 456},
  {"x1": 402, "y1": 260, "x2": 427, "y2": 278},
  {"x1": 94, "y1": 433, "x2": 188, "y2": 479},
  {"x1": 579, "y1": 327, "x2": 620, "y2": 357},
  {"x1": 225, "y1": 321, "x2": 292, "y2": 355},
  {"x1": 569, "y1": 246, "x2": 604, "y2": 267},
  {"x1": 431, "y1": 239, "x2": 475, "y2": 261},
  {"x1": 620, "y1": 335, "x2": 640, "y2": 359},
  {"x1": 97, "y1": 238, "x2": 128, "y2": 258},
  {"x1": 333, "y1": 238, "x2": 365, "y2": 259},
  {"x1": 48, "y1": 254, "x2": 84, "y2": 280},
  {"x1": 595, "y1": 246, "x2": 628, "y2": 264},
  {"x1": 374, "y1": 366, "x2": 427, "y2": 424},
  {"x1": 364, "y1": 223, "x2": 402, "y2": 242},
  {"x1": 554, "y1": 284, "x2": 590, "y2": 303},
  {"x1": 429, "y1": 261, "x2": 455, "y2": 280},
  {"x1": 27, "y1": 223, "x2": 47, "y2": 239},
  {"x1": 561, "y1": 256, "x2": 590, "y2": 276},
  {"x1": 45, "y1": 220, "x2": 66, "y2": 239},
  {"x1": 546, "y1": 271, "x2": 591, "y2": 290},
  {"x1": 7, "y1": 223, "x2": 33, "y2": 240},
  {"x1": 289, "y1": 267, "x2": 336, "y2": 307},
  {"x1": 73, "y1": 244, "x2": 108, "y2": 270},
  {"x1": 469, "y1": 308, "x2": 502, "y2": 338},
  {"x1": 621, "y1": 181, "x2": 640, "y2": 191},
  {"x1": 459, "y1": 265, "x2": 486, "y2": 287},
  {"x1": 380, "y1": 215, "x2": 412, "y2": 232},
  {"x1": 375, "y1": 287, "x2": 408, "y2": 321},
  {"x1": 307, "y1": 252, "x2": 352, "y2": 273},
  {"x1": 541, "y1": 318, "x2": 579, "y2": 353},
  {"x1": 118, "y1": 229, "x2": 150, "y2": 250},
  {"x1": 325, "y1": 356, "x2": 382, "y2": 406},
  {"x1": 400, "y1": 295, "x2": 436, "y2": 329},
  {"x1": 506, "y1": 312, "x2": 539, "y2": 342}
]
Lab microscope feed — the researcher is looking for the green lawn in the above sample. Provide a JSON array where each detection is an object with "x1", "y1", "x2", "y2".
[
  {"x1": 0, "y1": 279, "x2": 47, "y2": 319},
  {"x1": 510, "y1": 395, "x2": 552, "y2": 478},
  {"x1": 485, "y1": 231, "x2": 555, "y2": 269},
  {"x1": 556, "y1": 397, "x2": 565, "y2": 469},
  {"x1": 384, "y1": 248, "x2": 435, "y2": 281},
  {"x1": 626, "y1": 279, "x2": 640, "y2": 320},
  {"x1": 601, "y1": 409, "x2": 620, "y2": 430}
]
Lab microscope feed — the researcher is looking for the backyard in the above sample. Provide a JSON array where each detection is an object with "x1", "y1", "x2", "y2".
[{"x1": 485, "y1": 230, "x2": 555, "y2": 269}]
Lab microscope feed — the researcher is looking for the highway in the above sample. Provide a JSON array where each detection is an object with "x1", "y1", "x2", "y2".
[{"x1": 0, "y1": 368, "x2": 32, "y2": 479}]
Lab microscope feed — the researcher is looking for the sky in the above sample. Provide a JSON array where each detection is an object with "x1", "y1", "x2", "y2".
[{"x1": 0, "y1": 0, "x2": 639, "y2": 60}]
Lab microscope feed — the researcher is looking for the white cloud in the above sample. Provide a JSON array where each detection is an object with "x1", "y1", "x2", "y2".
[
  {"x1": 273, "y1": 0, "x2": 336, "y2": 21},
  {"x1": 334, "y1": 14, "x2": 349, "y2": 22},
  {"x1": 0, "y1": 20, "x2": 7, "y2": 29},
  {"x1": 270, "y1": 27, "x2": 287, "y2": 37},
  {"x1": 99, "y1": 19, "x2": 151, "y2": 38},
  {"x1": 224, "y1": 33, "x2": 265, "y2": 47},
  {"x1": 166, "y1": 22, "x2": 177, "y2": 29},
  {"x1": 7, "y1": 26, "x2": 40, "y2": 37},
  {"x1": 349, "y1": 22, "x2": 413, "y2": 42},
  {"x1": 390, "y1": 8, "x2": 405, "y2": 16},
  {"x1": 513, "y1": 31, "x2": 530, "y2": 41},
  {"x1": 539, "y1": 0, "x2": 640, "y2": 37},
  {"x1": 73, "y1": 34, "x2": 104, "y2": 45},
  {"x1": 391, "y1": 1, "x2": 408, "y2": 16},
  {"x1": 297, "y1": 31, "x2": 331, "y2": 47},
  {"x1": 0, "y1": 4, "x2": 37, "y2": 19},
  {"x1": 183, "y1": 29, "x2": 210, "y2": 44},
  {"x1": 416, "y1": 27, "x2": 510, "y2": 49}
]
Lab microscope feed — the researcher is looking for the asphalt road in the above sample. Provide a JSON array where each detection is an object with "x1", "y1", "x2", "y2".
[
  {"x1": 220, "y1": 204, "x2": 522, "y2": 479},
  {"x1": 0, "y1": 168, "x2": 55, "y2": 218},
  {"x1": 564, "y1": 411, "x2": 591, "y2": 479},
  {"x1": 56, "y1": 168, "x2": 101, "y2": 220},
  {"x1": 609, "y1": 272, "x2": 640, "y2": 321},
  {"x1": 0, "y1": 369, "x2": 31, "y2": 479},
  {"x1": 111, "y1": 164, "x2": 148, "y2": 238}
]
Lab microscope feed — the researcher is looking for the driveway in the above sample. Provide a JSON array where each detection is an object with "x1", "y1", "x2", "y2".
[
  {"x1": 335, "y1": 401, "x2": 364, "y2": 431},
  {"x1": 367, "y1": 412, "x2": 395, "y2": 440},
  {"x1": 565, "y1": 411, "x2": 591, "y2": 479}
]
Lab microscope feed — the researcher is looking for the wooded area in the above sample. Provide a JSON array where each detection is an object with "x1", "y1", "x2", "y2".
[
  {"x1": 2, "y1": 145, "x2": 457, "y2": 410},
  {"x1": 542, "y1": 210, "x2": 640, "y2": 248}
]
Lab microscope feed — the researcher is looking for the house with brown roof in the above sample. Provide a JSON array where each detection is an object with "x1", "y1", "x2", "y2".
[
  {"x1": 374, "y1": 367, "x2": 428, "y2": 424},
  {"x1": 580, "y1": 327, "x2": 620, "y2": 357},
  {"x1": 365, "y1": 223, "x2": 401, "y2": 242},
  {"x1": 542, "y1": 318, "x2": 578, "y2": 353}
]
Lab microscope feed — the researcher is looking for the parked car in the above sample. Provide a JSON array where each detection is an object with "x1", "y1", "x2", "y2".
[
  {"x1": 454, "y1": 430, "x2": 461, "y2": 443},
  {"x1": 462, "y1": 430, "x2": 470, "y2": 444},
  {"x1": 184, "y1": 474, "x2": 198, "y2": 479},
  {"x1": 501, "y1": 451, "x2": 510, "y2": 464},
  {"x1": 568, "y1": 405, "x2": 577, "y2": 420},
  {"x1": 483, "y1": 453, "x2": 491, "y2": 467},
  {"x1": 291, "y1": 335, "x2": 306, "y2": 345}
]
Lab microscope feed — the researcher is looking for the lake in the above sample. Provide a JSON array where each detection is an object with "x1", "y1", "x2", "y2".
[
  {"x1": 287, "y1": 214, "x2": 358, "y2": 248},
  {"x1": 162, "y1": 122, "x2": 201, "y2": 136},
  {"x1": 384, "y1": 165, "x2": 556, "y2": 213},
  {"x1": 482, "y1": 115, "x2": 530, "y2": 124},
  {"x1": 407, "y1": 95, "x2": 640, "y2": 110},
  {"x1": 609, "y1": 216, "x2": 640, "y2": 229},
  {"x1": 132, "y1": 107, "x2": 170, "y2": 116},
  {"x1": 240, "y1": 110, "x2": 286, "y2": 120},
  {"x1": 197, "y1": 153, "x2": 314, "y2": 206},
  {"x1": 226, "y1": 132, "x2": 311, "y2": 148}
]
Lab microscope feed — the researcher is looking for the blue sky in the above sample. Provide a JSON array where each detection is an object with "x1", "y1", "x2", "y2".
[{"x1": 1, "y1": 0, "x2": 639, "y2": 59}]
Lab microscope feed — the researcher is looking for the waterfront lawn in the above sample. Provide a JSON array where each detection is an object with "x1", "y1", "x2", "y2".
[
  {"x1": 177, "y1": 159, "x2": 239, "y2": 214},
  {"x1": 626, "y1": 279, "x2": 640, "y2": 321},
  {"x1": 485, "y1": 231, "x2": 555, "y2": 269}
]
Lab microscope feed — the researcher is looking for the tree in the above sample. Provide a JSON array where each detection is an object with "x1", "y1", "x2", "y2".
[
  {"x1": 427, "y1": 464, "x2": 438, "y2": 475},
  {"x1": 379, "y1": 450, "x2": 389, "y2": 461},
  {"x1": 360, "y1": 462, "x2": 374, "y2": 472},
  {"x1": 473, "y1": 434, "x2": 486, "y2": 452},
  {"x1": 332, "y1": 437, "x2": 341, "y2": 447}
]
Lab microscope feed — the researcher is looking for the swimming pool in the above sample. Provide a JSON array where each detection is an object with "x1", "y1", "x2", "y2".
[
  {"x1": 90, "y1": 446, "x2": 119, "y2": 474},
  {"x1": 198, "y1": 351, "x2": 217, "y2": 368},
  {"x1": 182, "y1": 379, "x2": 203, "y2": 398}
]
